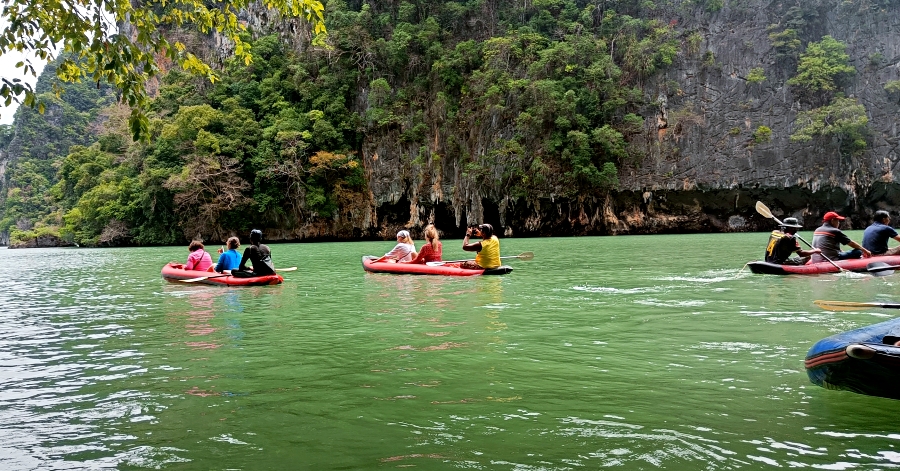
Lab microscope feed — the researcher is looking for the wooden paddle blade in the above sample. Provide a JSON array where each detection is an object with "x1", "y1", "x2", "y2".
[
  {"x1": 275, "y1": 267, "x2": 298, "y2": 272},
  {"x1": 517, "y1": 251, "x2": 534, "y2": 261},
  {"x1": 813, "y1": 300, "x2": 900, "y2": 311},
  {"x1": 755, "y1": 201, "x2": 773, "y2": 219}
]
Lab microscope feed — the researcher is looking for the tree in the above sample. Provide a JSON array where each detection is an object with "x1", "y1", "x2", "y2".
[
  {"x1": 788, "y1": 36, "x2": 855, "y2": 98},
  {"x1": 790, "y1": 95, "x2": 869, "y2": 156},
  {"x1": 0, "y1": 0, "x2": 326, "y2": 140}
]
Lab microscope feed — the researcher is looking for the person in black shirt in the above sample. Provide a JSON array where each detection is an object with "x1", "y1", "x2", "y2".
[
  {"x1": 232, "y1": 229, "x2": 276, "y2": 277},
  {"x1": 764, "y1": 217, "x2": 821, "y2": 265}
]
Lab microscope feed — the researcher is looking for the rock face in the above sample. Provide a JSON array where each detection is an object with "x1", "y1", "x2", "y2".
[
  {"x1": 356, "y1": 0, "x2": 900, "y2": 236},
  {"x1": 8, "y1": 234, "x2": 76, "y2": 249}
]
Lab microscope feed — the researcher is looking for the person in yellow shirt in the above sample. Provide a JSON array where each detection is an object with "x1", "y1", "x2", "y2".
[{"x1": 461, "y1": 223, "x2": 501, "y2": 269}]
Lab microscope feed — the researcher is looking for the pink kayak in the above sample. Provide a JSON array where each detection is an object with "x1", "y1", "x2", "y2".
[
  {"x1": 361, "y1": 256, "x2": 512, "y2": 276},
  {"x1": 161, "y1": 263, "x2": 284, "y2": 286}
]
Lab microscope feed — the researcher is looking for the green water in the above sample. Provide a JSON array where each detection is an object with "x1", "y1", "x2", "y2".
[{"x1": 4, "y1": 232, "x2": 900, "y2": 470}]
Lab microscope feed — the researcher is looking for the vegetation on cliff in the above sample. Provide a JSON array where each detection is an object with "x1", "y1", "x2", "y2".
[{"x1": 0, "y1": 0, "x2": 885, "y2": 245}]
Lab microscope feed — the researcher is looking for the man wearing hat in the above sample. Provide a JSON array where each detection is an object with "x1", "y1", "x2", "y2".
[
  {"x1": 764, "y1": 217, "x2": 822, "y2": 265},
  {"x1": 811, "y1": 211, "x2": 871, "y2": 262},
  {"x1": 862, "y1": 210, "x2": 900, "y2": 256}
]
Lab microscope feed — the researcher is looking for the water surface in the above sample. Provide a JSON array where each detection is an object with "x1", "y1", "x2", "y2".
[{"x1": 3, "y1": 233, "x2": 900, "y2": 470}]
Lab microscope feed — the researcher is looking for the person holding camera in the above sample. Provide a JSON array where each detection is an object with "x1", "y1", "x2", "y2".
[{"x1": 461, "y1": 223, "x2": 501, "y2": 269}]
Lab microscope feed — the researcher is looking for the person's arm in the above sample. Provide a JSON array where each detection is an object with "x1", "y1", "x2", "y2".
[
  {"x1": 238, "y1": 247, "x2": 253, "y2": 271},
  {"x1": 372, "y1": 244, "x2": 399, "y2": 263},
  {"x1": 401, "y1": 253, "x2": 420, "y2": 264},
  {"x1": 462, "y1": 241, "x2": 482, "y2": 252},
  {"x1": 462, "y1": 230, "x2": 483, "y2": 252},
  {"x1": 185, "y1": 251, "x2": 198, "y2": 270},
  {"x1": 797, "y1": 247, "x2": 821, "y2": 257},
  {"x1": 891, "y1": 235, "x2": 900, "y2": 244},
  {"x1": 848, "y1": 240, "x2": 872, "y2": 257},
  {"x1": 402, "y1": 247, "x2": 426, "y2": 264}
]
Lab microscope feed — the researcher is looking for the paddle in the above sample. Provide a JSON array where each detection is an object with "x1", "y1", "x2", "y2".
[
  {"x1": 867, "y1": 262, "x2": 900, "y2": 276},
  {"x1": 180, "y1": 274, "x2": 230, "y2": 283},
  {"x1": 755, "y1": 201, "x2": 844, "y2": 272},
  {"x1": 814, "y1": 300, "x2": 900, "y2": 311},
  {"x1": 180, "y1": 266, "x2": 297, "y2": 283},
  {"x1": 426, "y1": 252, "x2": 534, "y2": 266}
]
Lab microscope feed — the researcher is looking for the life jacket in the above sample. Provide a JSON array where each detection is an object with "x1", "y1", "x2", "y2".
[
  {"x1": 476, "y1": 236, "x2": 501, "y2": 269},
  {"x1": 765, "y1": 230, "x2": 788, "y2": 262}
]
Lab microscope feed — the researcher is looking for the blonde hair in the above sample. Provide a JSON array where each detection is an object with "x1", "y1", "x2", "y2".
[
  {"x1": 396, "y1": 230, "x2": 413, "y2": 245},
  {"x1": 424, "y1": 224, "x2": 439, "y2": 250}
]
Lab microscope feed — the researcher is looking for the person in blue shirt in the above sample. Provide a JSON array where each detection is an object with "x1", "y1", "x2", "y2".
[
  {"x1": 863, "y1": 210, "x2": 900, "y2": 256},
  {"x1": 215, "y1": 237, "x2": 242, "y2": 273}
]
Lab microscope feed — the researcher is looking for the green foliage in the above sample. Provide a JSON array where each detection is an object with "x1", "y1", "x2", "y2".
[
  {"x1": 752, "y1": 126, "x2": 772, "y2": 144},
  {"x1": 746, "y1": 67, "x2": 766, "y2": 84},
  {"x1": 768, "y1": 28, "x2": 801, "y2": 60},
  {"x1": 9, "y1": 225, "x2": 61, "y2": 245},
  {"x1": 0, "y1": 0, "x2": 326, "y2": 140},
  {"x1": 2, "y1": 0, "x2": 704, "y2": 243},
  {"x1": 705, "y1": 0, "x2": 724, "y2": 13},
  {"x1": 791, "y1": 95, "x2": 869, "y2": 156},
  {"x1": 884, "y1": 81, "x2": 900, "y2": 94},
  {"x1": 685, "y1": 32, "x2": 703, "y2": 55},
  {"x1": 729, "y1": 127, "x2": 741, "y2": 136},
  {"x1": 788, "y1": 36, "x2": 855, "y2": 94}
]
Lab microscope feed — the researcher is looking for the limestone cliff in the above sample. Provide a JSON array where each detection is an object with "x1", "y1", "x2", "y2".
[
  {"x1": 4, "y1": 0, "x2": 900, "y2": 246},
  {"x1": 351, "y1": 0, "x2": 900, "y2": 236}
]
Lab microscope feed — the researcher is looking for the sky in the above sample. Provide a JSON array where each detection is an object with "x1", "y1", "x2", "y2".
[{"x1": 0, "y1": 19, "x2": 47, "y2": 125}]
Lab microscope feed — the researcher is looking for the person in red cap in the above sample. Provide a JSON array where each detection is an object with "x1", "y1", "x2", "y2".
[{"x1": 811, "y1": 211, "x2": 871, "y2": 262}]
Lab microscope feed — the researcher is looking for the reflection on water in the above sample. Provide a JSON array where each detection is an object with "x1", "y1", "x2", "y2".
[{"x1": 5, "y1": 236, "x2": 900, "y2": 469}]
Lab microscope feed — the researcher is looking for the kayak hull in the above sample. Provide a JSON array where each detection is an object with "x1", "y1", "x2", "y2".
[
  {"x1": 361, "y1": 256, "x2": 512, "y2": 276},
  {"x1": 161, "y1": 263, "x2": 284, "y2": 286},
  {"x1": 747, "y1": 255, "x2": 900, "y2": 275},
  {"x1": 806, "y1": 317, "x2": 900, "y2": 400}
]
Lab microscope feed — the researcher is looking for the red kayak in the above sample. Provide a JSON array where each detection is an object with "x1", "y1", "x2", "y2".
[
  {"x1": 361, "y1": 256, "x2": 512, "y2": 276},
  {"x1": 747, "y1": 255, "x2": 900, "y2": 275},
  {"x1": 161, "y1": 263, "x2": 284, "y2": 286}
]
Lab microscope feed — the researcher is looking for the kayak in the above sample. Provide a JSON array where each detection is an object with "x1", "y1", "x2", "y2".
[
  {"x1": 161, "y1": 263, "x2": 284, "y2": 286},
  {"x1": 805, "y1": 317, "x2": 900, "y2": 400},
  {"x1": 361, "y1": 256, "x2": 513, "y2": 276},
  {"x1": 747, "y1": 255, "x2": 900, "y2": 275}
]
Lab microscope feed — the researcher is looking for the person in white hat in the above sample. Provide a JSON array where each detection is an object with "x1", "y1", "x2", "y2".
[
  {"x1": 372, "y1": 230, "x2": 417, "y2": 263},
  {"x1": 764, "y1": 217, "x2": 821, "y2": 265}
]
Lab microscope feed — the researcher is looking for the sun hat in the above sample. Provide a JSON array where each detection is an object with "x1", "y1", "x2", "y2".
[
  {"x1": 781, "y1": 217, "x2": 802, "y2": 228},
  {"x1": 823, "y1": 211, "x2": 845, "y2": 222}
]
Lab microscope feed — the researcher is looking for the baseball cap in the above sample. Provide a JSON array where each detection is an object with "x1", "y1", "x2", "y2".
[{"x1": 823, "y1": 211, "x2": 845, "y2": 222}]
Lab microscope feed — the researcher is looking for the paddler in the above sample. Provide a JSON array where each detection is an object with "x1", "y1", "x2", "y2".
[
  {"x1": 811, "y1": 211, "x2": 871, "y2": 262},
  {"x1": 232, "y1": 229, "x2": 276, "y2": 277},
  {"x1": 460, "y1": 223, "x2": 501, "y2": 270},
  {"x1": 764, "y1": 217, "x2": 820, "y2": 265}
]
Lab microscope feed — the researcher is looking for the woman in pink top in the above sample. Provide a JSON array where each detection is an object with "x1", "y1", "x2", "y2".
[
  {"x1": 185, "y1": 240, "x2": 213, "y2": 271},
  {"x1": 403, "y1": 224, "x2": 442, "y2": 264}
]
